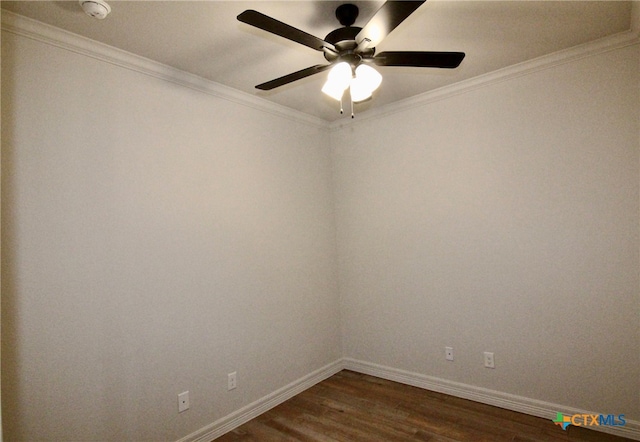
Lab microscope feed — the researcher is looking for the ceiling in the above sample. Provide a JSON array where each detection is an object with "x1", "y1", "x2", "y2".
[{"x1": 1, "y1": 1, "x2": 633, "y2": 122}]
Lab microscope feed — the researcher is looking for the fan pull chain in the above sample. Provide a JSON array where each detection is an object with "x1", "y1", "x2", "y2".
[
  {"x1": 339, "y1": 97, "x2": 344, "y2": 115},
  {"x1": 351, "y1": 96, "x2": 355, "y2": 119}
]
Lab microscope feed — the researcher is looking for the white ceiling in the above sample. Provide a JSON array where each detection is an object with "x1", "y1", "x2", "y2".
[{"x1": 1, "y1": 1, "x2": 633, "y2": 122}]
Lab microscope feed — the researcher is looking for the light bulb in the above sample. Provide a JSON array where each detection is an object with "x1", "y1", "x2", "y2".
[
  {"x1": 350, "y1": 65, "x2": 382, "y2": 102},
  {"x1": 349, "y1": 78, "x2": 371, "y2": 102},
  {"x1": 322, "y1": 63, "x2": 382, "y2": 103},
  {"x1": 356, "y1": 64, "x2": 382, "y2": 92},
  {"x1": 322, "y1": 62, "x2": 352, "y2": 101},
  {"x1": 322, "y1": 82, "x2": 346, "y2": 101}
]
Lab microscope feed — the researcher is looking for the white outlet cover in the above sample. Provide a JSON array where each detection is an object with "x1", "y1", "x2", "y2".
[
  {"x1": 178, "y1": 391, "x2": 190, "y2": 412},
  {"x1": 445, "y1": 347, "x2": 454, "y2": 361},
  {"x1": 228, "y1": 372, "x2": 237, "y2": 391},
  {"x1": 484, "y1": 352, "x2": 495, "y2": 369}
]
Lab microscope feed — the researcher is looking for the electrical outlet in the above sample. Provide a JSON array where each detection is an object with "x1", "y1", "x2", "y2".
[
  {"x1": 178, "y1": 391, "x2": 190, "y2": 413},
  {"x1": 228, "y1": 372, "x2": 237, "y2": 391},
  {"x1": 445, "y1": 347, "x2": 454, "y2": 361},
  {"x1": 484, "y1": 352, "x2": 495, "y2": 369}
]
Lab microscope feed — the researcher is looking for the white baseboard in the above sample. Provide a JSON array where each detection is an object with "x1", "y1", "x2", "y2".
[
  {"x1": 343, "y1": 358, "x2": 640, "y2": 441},
  {"x1": 177, "y1": 359, "x2": 343, "y2": 442},
  {"x1": 177, "y1": 358, "x2": 639, "y2": 441}
]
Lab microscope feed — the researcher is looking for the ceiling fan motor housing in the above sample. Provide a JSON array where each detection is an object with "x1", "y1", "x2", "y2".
[
  {"x1": 324, "y1": 27, "x2": 375, "y2": 63},
  {"x1": 324, "y1": 5, "x2": 375, "y2": 64}
]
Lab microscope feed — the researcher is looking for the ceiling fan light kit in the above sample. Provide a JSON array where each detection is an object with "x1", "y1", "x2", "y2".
[
  {"x1": 238, "y1": 1, "x2": 465, "y2": 118},
  {"x1": 350, "y1": 64, "x2": 382, "y2": 102},
  {"x1": 321, "y1": 63, "x2": 381, "y2": 102}
]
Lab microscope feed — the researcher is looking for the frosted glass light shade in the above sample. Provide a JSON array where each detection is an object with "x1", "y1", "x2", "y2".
[
  {"x1": 322, "y1": 62, "x2": 352, "y2": 101},
  {"x1": 350, "y1": 64, "x2": 382, "y2": 102}
]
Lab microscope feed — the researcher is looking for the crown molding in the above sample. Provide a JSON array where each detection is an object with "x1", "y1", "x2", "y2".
[
  {"x1": 2, "y1": 10, "x2": 638, "y2": 133},
  {"x1": 328, "y1": 28, "x2": 640, "y2": 130},
  {"x1": 0, "y1": 10, "x2": 330, "y2": 130}
]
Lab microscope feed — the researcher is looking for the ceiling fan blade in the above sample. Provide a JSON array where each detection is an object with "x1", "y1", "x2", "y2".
[
  {"x1": 255, "y1": 64, "x2": 333, "y2": 90},
  {"x1": 374, "y1": 51, "x2": 465, "y2": 68},
  {"x1": 238, "y1": 10, "x2": 337, "y2": 53},
  {"x1": 355, "y1": 1, "x2": 426, "y2": 50}
]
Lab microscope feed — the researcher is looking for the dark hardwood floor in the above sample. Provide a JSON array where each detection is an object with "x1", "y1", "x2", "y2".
[{"x1": 215, "y1": 370, "x2": 634, "y2": 442}]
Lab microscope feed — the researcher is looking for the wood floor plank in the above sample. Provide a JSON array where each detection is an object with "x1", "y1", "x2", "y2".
[{"x1": 214, "y1": 371, "x2": 635, "y2": 442}]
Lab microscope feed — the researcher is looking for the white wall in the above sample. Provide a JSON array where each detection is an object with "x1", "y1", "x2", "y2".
[
  {"x1": 333, "y1": 43, "x2": 640, "y2": 420},
  {"x1": 1, "y1": 30, "x2": 341, "y2": 441},
  {"x1": 2, "y1": 13, "x2": 639, "y2": 442}
]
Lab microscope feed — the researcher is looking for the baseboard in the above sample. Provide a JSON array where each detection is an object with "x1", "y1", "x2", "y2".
[
  {"x1": 343, "y1": 358, "x2": 640, "y2": 441},
  {"x1": 177, "y1": 359, "x2": 343, "y2": 442},
  {"x1": 178, "y1": 357, "x2": 639, "y2": 441}
]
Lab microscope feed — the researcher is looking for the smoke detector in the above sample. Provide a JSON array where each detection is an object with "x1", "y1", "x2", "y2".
[{"x1": 79, "y1": 0, "x2": 111, "y2": 19}]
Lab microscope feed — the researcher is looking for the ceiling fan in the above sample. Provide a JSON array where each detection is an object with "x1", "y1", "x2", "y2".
[{"x1": 237, "y1": 1, "x2": 465, "y2": 116}]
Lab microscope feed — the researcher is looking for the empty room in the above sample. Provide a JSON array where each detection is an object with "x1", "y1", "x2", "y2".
[{"x1": 1, "y1": 1, "x2": 638, "y2": 441}]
